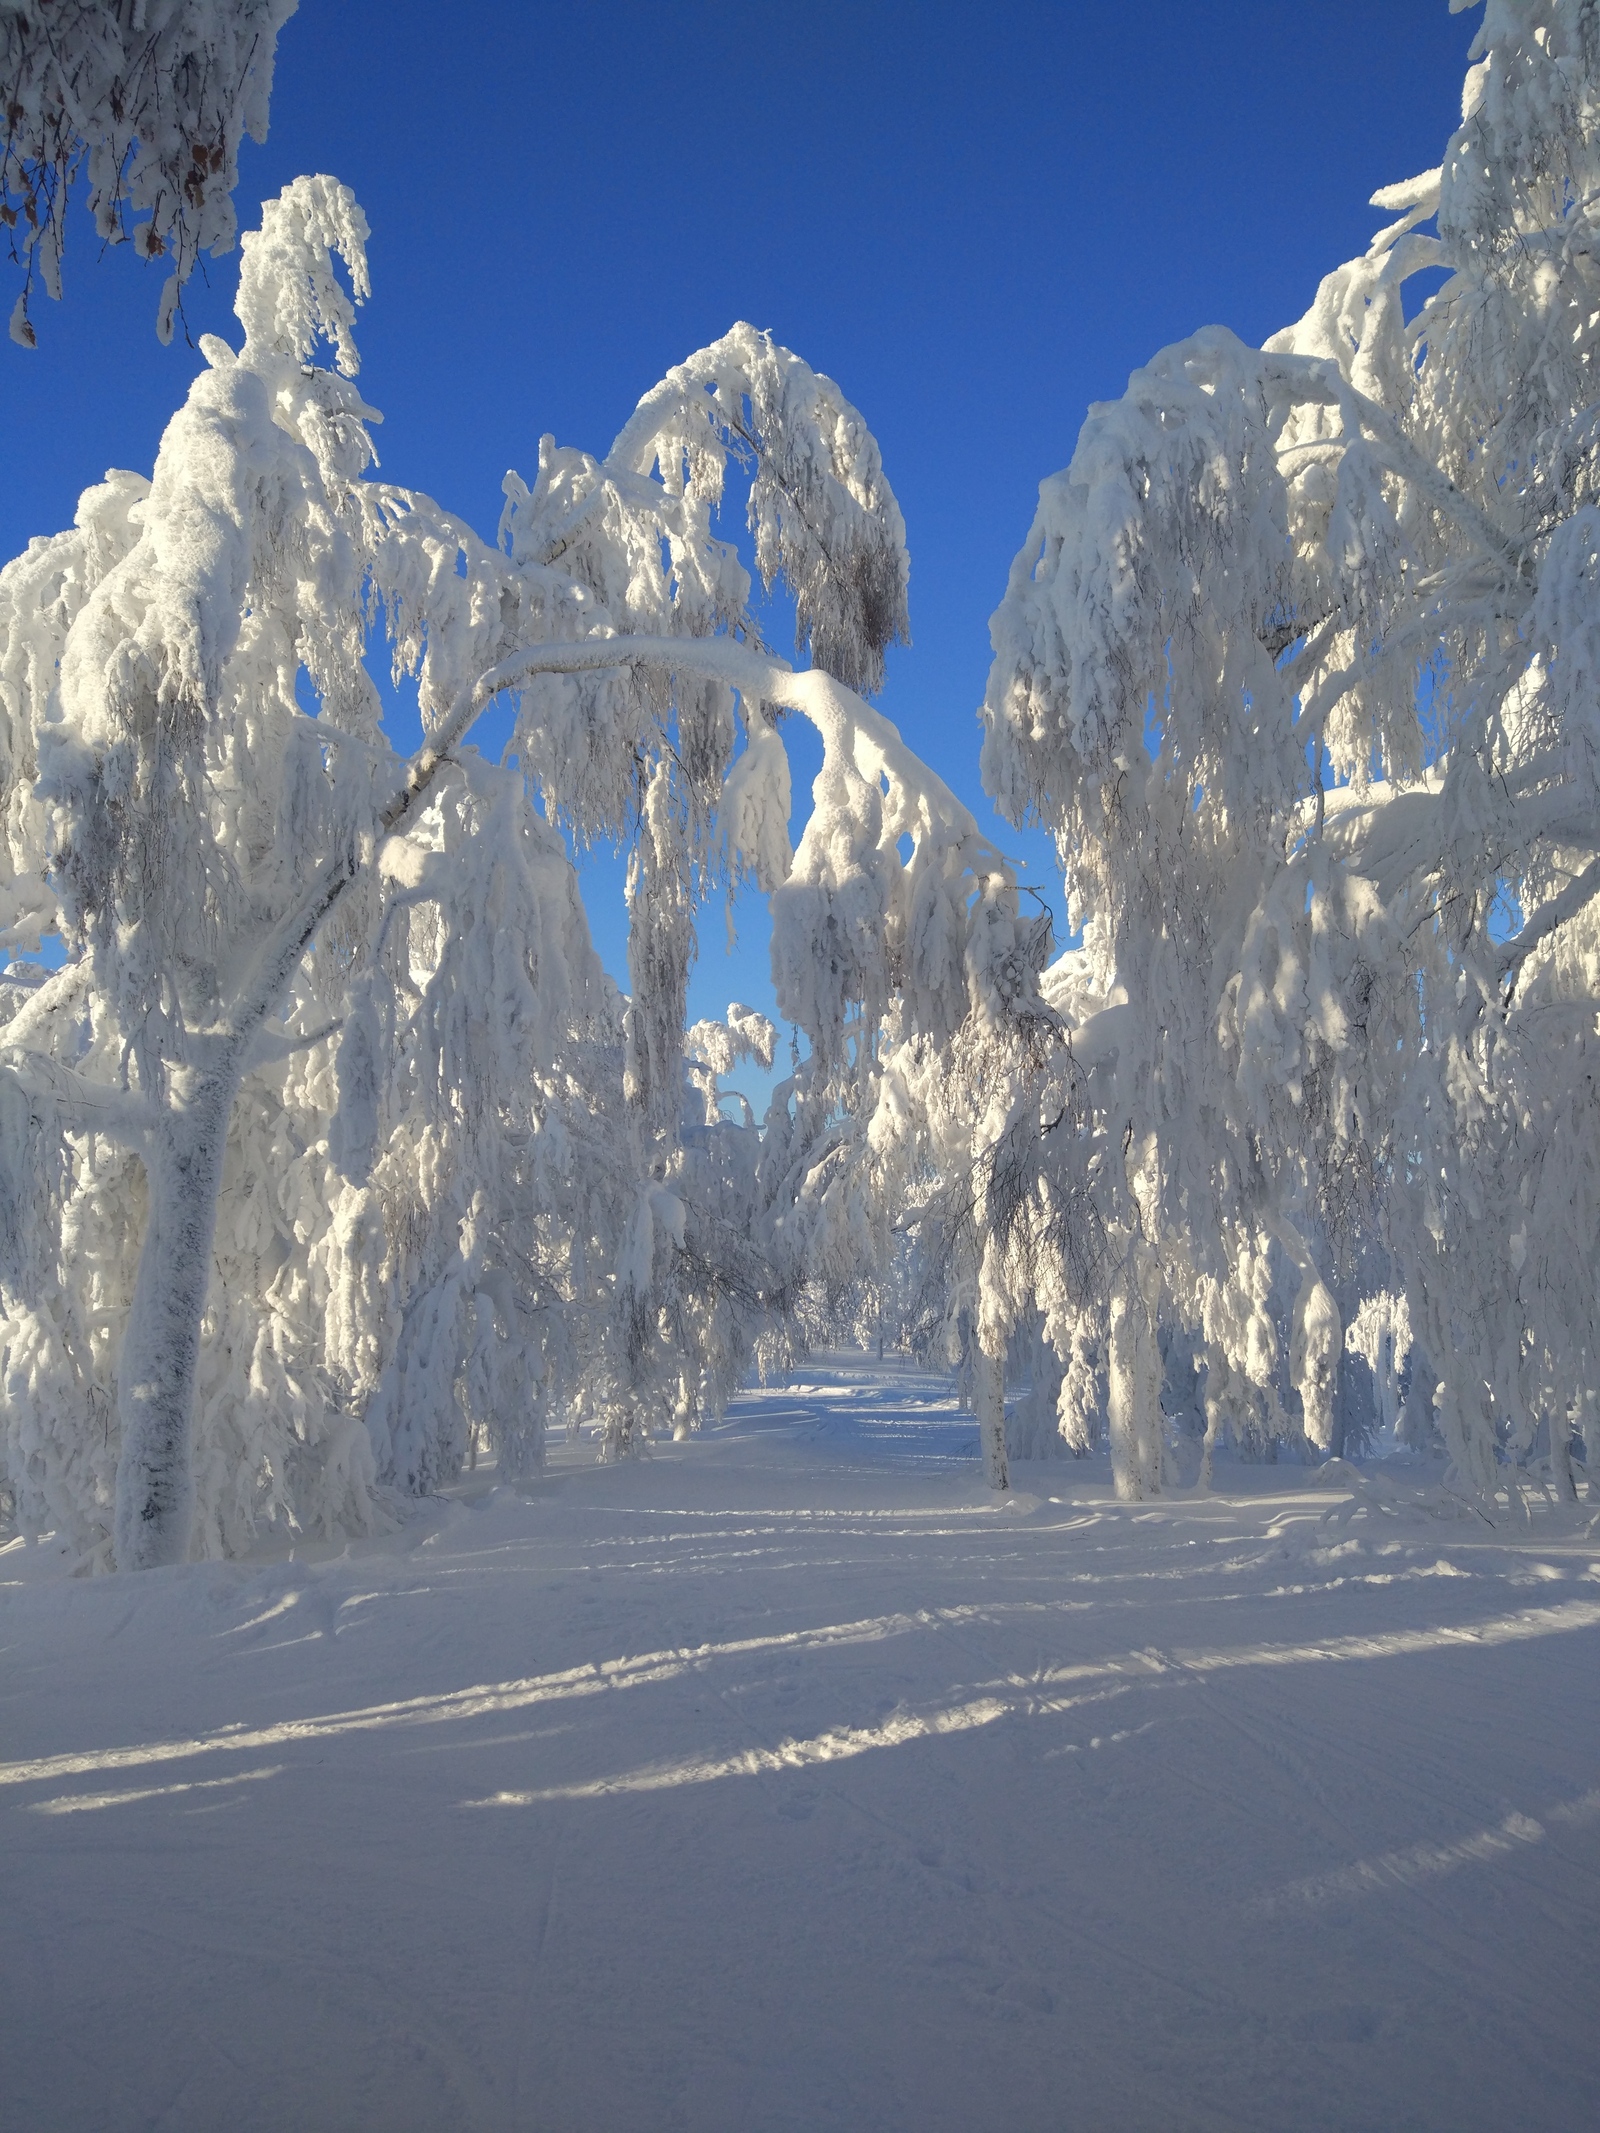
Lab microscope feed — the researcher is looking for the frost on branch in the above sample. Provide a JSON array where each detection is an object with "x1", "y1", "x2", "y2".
[
  {"x1": 607, "y1": 322, "x2": 910, "y2": 697},
  {"x1": 37, "y1": 174, "x2": 378, "y2": 1031},
  {"x1": 1, "y1": 1, "x2": 298, "y2": 345}
]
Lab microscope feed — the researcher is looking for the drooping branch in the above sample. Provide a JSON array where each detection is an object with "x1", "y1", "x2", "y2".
[
  {"x1": 1, "y1": 0, "x2": 300, "y2": 344},
  {"x1": 224, "y1": 627, "x2": 1019, "y2": 1193},
  {"x1": 0, "y1": 1047, "x2": 158, "y2": 1142},
  {"x1": 1271, "y1": 356, "x2": 1528, "y2": 578},
  {"x1": 0, "y1": 958, "x2": 90, "y2": 1050},
  {"x1": 1501, "y1": 855, "x2": 1600, "y2": 1006}
]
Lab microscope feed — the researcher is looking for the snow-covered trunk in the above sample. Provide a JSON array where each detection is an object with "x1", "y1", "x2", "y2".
[
  {"x1": 113, "y1": 1071, "x2": 237, "y2": 1571},
  {"x1": 1548, "y1": 1400, "x2": 1578, "y2": 1505},
  {"x1": 1108, "y1": 1264, "x2": 1163, "y2": 1502},
  {"x1": 973, "y1": 1342, "x2": 1009, "y2": 1493},
  {"x1": 1271, "y1": 1216, "x2": 1341, "y2": 1456},
  {"x1": 1376, "y1": 1331, "x2": 1400, "y2": 1442},
  {"x1": 1433, "y1": 1373, "x2": 1500, "y2": 1507},
  {"x1": 1200, "y1": 1359, "x2": 1238, "y2": 1493},
  {"x1": 1580, "y1": 1389, "x2": 1600, "y2": 1491}
]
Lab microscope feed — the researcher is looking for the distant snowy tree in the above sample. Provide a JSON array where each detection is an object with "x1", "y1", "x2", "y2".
[
  {"x1": 1345, "y1": 1291, "x2": 1413, "y2": 1450},
  {"x1": 981, "y1": 0, "x2": 1600, "y2": 1507},
  {"x1": 0, "y1": 0, "x2": 296, "y2": 346}
]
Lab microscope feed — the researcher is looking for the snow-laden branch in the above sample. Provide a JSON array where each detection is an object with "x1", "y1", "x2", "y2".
[
  {"x1": 392, "y1": 633, "x2": 998, "y2": 863},
  {"x1": 1269, "y1": 355, "x2": 1528, "y2": 577},
  {"x1": 0, "y1": 957, "x2": 88, "y2": 1049},
  {"x1": 1, "y1": 0, "x2": 299, "y2": 344},
  {"x1": 0, "y1": 1046, "x2": 157, "y2": 1140},
  {"x1": 240, "y1": 1016, "x2": 342, "y2": 1071},
  {"x1": 236, "y1": 628, "x2": 1010, "y2": 1070},
  {"x1": 1501, "y1": 855, "x2": 1600, "y2": 1006},
  {"x1": 604, "y1": 323, "x2": 910, "y2": 696}
]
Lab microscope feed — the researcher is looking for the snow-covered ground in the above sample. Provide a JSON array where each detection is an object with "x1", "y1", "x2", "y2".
[{"x1": 4, "y1": 1358, "x2": 1598, "y2": 2133}]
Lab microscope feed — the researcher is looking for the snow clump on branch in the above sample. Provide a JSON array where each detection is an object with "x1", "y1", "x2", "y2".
[{"x1": 1, "y1": 0, "x2": 298, "y2": 345}]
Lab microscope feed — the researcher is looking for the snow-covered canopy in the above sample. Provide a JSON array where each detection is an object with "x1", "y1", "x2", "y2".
[{"x1": 0, "y1": 164, "x2": 1033, "y2": 1566}]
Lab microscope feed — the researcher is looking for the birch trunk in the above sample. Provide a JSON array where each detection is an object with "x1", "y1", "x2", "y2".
[
  {"x1": 113, "y1": 1072, "x2": 235, "y2": 1571},
  {"x1": 1108, "y1": 1270, "x2": 1162, "y2": 1502},
  {"x1": 1548, "y1": 1402, "x2": 1578, "y2": 1504},
  {"x1": 974, "y1": 1343, "x2": 1009, "y2": 1493}
]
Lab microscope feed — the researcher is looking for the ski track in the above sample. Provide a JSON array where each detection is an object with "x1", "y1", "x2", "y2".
[{"x1": 3, "y1": 1356, "x2": 1598, "y2": 2133}]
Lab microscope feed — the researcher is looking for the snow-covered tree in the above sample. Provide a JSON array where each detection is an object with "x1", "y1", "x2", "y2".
[
  {"x1": 0, "y1": 167, "x2": 1032, "y2": 1565},
  {"x1": 981, "y1": 0, "x2": 1600, "y2": 1506},
  {"x1": 1345, "y1": 1290, "x2": 1414, "y2": 1450},
  {"x1": 1, "y1": 0, "x2": 297, "y2": 346}
]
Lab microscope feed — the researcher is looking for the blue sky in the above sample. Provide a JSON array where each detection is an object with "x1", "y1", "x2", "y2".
[{"x1": 2, "y1": 0, "x2": 1476, "y2": 1079}]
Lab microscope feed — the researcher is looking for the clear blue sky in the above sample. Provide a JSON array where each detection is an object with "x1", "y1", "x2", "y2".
[{"x1": 2, "y1": 0, "x2": 1476, "y2": 1072}]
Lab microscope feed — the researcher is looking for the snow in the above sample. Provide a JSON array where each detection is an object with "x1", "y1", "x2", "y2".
[{"x1": 4, "y1": 1356, "x2": 1597, "y2": 2133}]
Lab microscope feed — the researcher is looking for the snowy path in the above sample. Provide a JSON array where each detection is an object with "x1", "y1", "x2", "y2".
[{"x1": 4, "y1": 1358, "x2": 1598, "y2": 2133}]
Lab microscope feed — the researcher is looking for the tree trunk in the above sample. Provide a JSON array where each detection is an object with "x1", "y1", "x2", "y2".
[
  {"x1": 1434, "y1": 1374, "x2": 1500, "y2": 1506},
  {"x1": 1549, "y1": 1402, "x2": 1578, "y2": 1504},
  {"x1": 113, "y1": 1074, "x2": 234, "y2": 1571},
  {"x1": 1109, "y1": 1274, "x2": 1162, "y2": 1502},
  {"x1": 974, "y1": 1343, "x2": 1009, "y2": 1492},
  {"x1": 1376, "y1": 1332, "x2": 1398, "y2": 1442},
  {"x1": 1200, "y1": 1367, "x2": 1229, "y2": 1493}
]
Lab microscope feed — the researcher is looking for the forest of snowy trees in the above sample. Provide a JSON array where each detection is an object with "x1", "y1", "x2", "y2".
[{"x1": 3, "y1": 0, "x2": 1599, "y2": 1568}]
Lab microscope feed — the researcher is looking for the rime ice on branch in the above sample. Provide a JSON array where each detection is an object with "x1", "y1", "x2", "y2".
[{"x1": 1, "y1": 0, "x2": 298, "y2": 345}]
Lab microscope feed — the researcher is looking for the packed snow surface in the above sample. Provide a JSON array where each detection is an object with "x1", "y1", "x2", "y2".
[{"x1": 4, "y1": 1358, "x2": 1598, "y2": 2133}]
